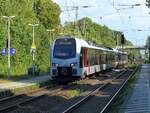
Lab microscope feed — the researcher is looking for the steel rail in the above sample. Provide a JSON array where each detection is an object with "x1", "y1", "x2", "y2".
[
  {"x1": 100, "y1": 67, "x2": 139, "y2": 113},
  {"x1": 62, "y1": 70, "x2": 127, "y2": 113},
  {"x1": 0, "y1": 83, "x2": 78, "y2": 113}
]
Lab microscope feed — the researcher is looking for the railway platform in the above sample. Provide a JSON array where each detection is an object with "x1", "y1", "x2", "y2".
[
  {"x1": 119, "y1": 64, "x2": 150, "y2": 113},
  {"x1": 0, "y1": 74, "x2": 51, "y2": 93}
]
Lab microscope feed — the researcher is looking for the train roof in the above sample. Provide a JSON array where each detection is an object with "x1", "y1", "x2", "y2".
[
  {"x1": 55, "y1": 35, "x2": 127, "y2": 54},
  {"x1": 75, "y1": 37, "x2": 117, "y2": 53}
]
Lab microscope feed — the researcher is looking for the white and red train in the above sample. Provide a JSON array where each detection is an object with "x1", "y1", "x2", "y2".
[{"x1": 50, "y1": 35, "x2": 127, "y2": 81}]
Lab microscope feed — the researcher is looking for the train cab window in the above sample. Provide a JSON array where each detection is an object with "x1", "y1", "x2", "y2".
[{"x1": 53, "y1": 38, "x2": 76, "y2": 59}]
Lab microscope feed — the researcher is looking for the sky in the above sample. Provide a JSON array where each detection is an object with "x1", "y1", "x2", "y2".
[{"x1": 53, "y1": 0, "x2": 150, "y2": 46}]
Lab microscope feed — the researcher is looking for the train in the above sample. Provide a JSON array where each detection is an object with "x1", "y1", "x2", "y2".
[{"x1": 50, "y1": 35, "x2": 128, "y2": 82}]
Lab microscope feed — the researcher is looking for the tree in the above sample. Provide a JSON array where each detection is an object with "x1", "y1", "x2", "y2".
[
  {"x1": 146, "y1": 36, "x2": 150, "y2": 47},
  {"x1": 0, "y1": 0, "x2": 61, "y2": 77},
  {"x1": 145, "y1": 36, "x2": 150, "y2": 62},
  {"x1": 63, "y1": 17, "x2": 118, "y2": 47},
  {"x1": 34, "y1": 0, "x2": 61, "y2": 29}
]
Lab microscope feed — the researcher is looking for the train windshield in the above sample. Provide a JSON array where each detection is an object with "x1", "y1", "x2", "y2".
[{"x1": 54, "y1": 38, "x2": 76, "y2": 59}]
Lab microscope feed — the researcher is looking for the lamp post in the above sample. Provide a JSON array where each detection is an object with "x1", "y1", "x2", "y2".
[
  {"x1": 100, "y1": 16, "x2": 103, "y2": 25},
  {"x1": 2, "y1": 15, "x2": 15, "y2": 80},
  {"x1": 28, "y1": 23, "x2": 39, "y2": 75},
  {"x1": 28, "y1": 24, "x2": 39, "y2": 45},
  {"x1": 47, "y1": 29, "x2": 55, "y2": 74},
  {"x1": 113, "y1": 0, "x2": 115, "y2": 7},
  {"x1": 47, "y1": 29, "x2": 55, "y2": 46}
]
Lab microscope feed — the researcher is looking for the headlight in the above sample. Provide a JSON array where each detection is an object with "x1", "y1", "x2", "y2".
[
  {"x1": 70, "y1": 62, "x2": 77, "y2": 67},
  {"x1": 52, "y1": 63, "x2": 59, "y2": 67}
]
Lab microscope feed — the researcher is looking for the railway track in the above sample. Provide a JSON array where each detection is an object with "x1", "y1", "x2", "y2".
[
  {"x1": 0, "y1": 68, "x2": 134, "y2": 113},
  {"x1": 100, "y1": 67, "x2": 139, "y2": 113},
  {"x1": 60, "y1": 67, "x2": 138, "y2": 113},
  {"x1": 0, "y1": 90, "x2": 13, "y2": 99},
  {"x1": 0, "y1": 83, "x2": 76, "y2": 113}
]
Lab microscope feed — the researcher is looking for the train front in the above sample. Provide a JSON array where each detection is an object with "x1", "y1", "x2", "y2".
[{"x1": 51, "y1": 37, "x2": 80, "y2": 82}]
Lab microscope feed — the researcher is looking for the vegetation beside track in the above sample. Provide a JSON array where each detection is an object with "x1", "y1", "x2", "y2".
[
  {"x1": 109, "y1": 67, "x2": 141, "y2": 113},
  {"x1": 66, "y1": 89, "x2": 85, "y2": 98},
  {"x1": 4, "y1": 80, "x2": 54, "y2": 95}
]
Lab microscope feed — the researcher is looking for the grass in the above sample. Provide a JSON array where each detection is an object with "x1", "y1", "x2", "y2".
[
  {"x1": 0, "y1": 73, "x2": 32, "y2": 81},
  {"x1": 67, "y1": 89, "x2": 85, "y2": 98},
  {"x1": 127, "y1": 62, "x2": 143, "y2": 68},
  {"x1": 0, "y1": 79, "x2": 12, "y2": 84},
  {"x1": 109, "y1": 67, "x2": 141, "y2": 113},
  {"x1": 0, "y1": 74, "x2": 50, "y2": 95},
  {"x1": 0, "y1": 71, "x2": 49, "y2": 82},
  {"x1": 12, "y1": 84, "x2": 40, "y2": 94},
  {"x1": 0, "y1": 64, "x2": 49, "y2": 81},
  {"x1": 5, "y1": 79, "x2": 53, "y2": 94}
]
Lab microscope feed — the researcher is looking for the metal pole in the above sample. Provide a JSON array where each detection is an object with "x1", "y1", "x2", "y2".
[
  {"x1": 8, "y1": 18, "x2": 11, "y2": 80},
  {"x1": 28, "y1": 23, "x2": 38, "y2": 75},
  {"x1": 49, "y1": 30, "x2": 52, "y2": 76},
  {"x1": 47, "y1": 29, "x2": 55, "y2": 75},
  {"x1": 75, "y1": 6, "x2": 79, "y2": 36},
  {"x1": 52, "y1": 31, "x2": 54, "y2": 43},
  {"x1": 3, "y1": 16, "x2": 15, "y2": 80},
  {"x1": 122, "y1": 44, "x2": 123, "y2": 67},
  {"x1": 32, "y1": 25, "x2": 35, "y2": 75},
  {"x1": 33, "y1": 25, "x2": 35, "y2": 43},
  {"x1": 148, "y1": 48, "x2": 150, "y2": 63},
  {"x1": 113, "y1": 0, "x2": 115, "y2": 7},
  {"x1": 50, "y1": 31, "x2": 52, "y2": 46},
  {"x1": 53, "y1": 31, "x2": 55, "y2": 42},
  {"x1": 84, "y1": 19, "x2": 86, "y2": 39},
  {"x1": 100, "y1": 16, "x2": 103, "y2": 25}
]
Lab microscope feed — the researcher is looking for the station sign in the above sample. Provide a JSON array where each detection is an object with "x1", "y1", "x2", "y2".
[
  {"x1": 31, "y1": 42, "x2": 36, "y2": 49},
  {"x1": 1, "y1": 48, "x2": 8, "y2": 55},
  {"x1": 31, "y1": 48, "x2": 36, "y2": 53},
  {"x1": 10, "y1": 48, "x2": 16, "y2": 55},
  {"x1": 1, "y1": 48, "x2": 16, "y2": 55}
]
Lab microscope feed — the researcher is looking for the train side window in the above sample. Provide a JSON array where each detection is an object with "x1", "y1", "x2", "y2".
[
  {"x1": 118, "y1": 54, "x2": 121, "y2": 61},
  {"x1": 90, "y1": 49, "x2": 94, "y2": 65},
  {"x1": 100, "y1": 51, "x2": 102, "y2": 64},
  {"x1": 90, "y1": 49, "x2": 93, "y2": 65},
  {"x1": 101, "y1": 54, "x2": 104, "y2": 64},
  {"x1": 104, "y1": 53, "x2": 107, "y2": 64},
  {"x1": 94, "y1": 49, "x2": 96, "y2": 65},
  {"x1": 106, "y1": 54, "x2": 108, "y2": 64},
  {"x1": 101, "y1": 53, "x2": 105, "y2": 64},
  {"x1": 93, "y1": 50, "x2": 95, "y2": 65},
  {"x1": 99, "y1": 55, "x2": 101, "y2": 64},
  {"x1": 96, "y1": 50, "x2": 99, "y2": 65},
  {"x1": 96, "y1": 50, "x2": 98, "y2": 65},
  {"x1": 80, "y1": 48, "x2": 83, "y2": 68}
]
